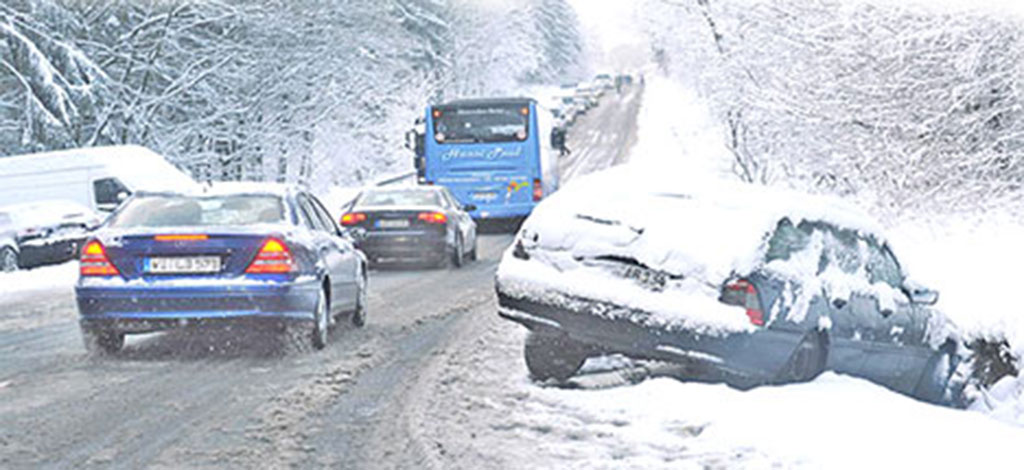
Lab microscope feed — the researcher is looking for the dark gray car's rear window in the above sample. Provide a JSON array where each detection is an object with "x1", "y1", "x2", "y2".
[{"x1": 356, "y1": 190, "x2": 440, "y2": 207}]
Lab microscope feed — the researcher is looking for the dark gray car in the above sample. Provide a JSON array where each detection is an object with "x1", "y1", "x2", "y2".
[
  {"x1": 341, "y1": 186, "x2": 478, "y2": 268},
  {"x1": 495, "y1": 186, "x2": 963, "y2": 406}
]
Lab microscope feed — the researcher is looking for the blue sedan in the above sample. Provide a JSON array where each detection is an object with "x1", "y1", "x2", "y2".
[{"x1": 75, "y1": 185, "x2": 368, "y2": 354}]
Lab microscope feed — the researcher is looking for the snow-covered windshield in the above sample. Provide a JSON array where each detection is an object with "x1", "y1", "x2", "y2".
[
  {"x1": 433, "y1": 104, "x2": 530, "y2": 144},
  {"x1": 107, "y1": 195, "x2": 284, "y2": 228}
]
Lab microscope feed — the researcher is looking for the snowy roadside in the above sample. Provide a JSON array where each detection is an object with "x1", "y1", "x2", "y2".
[
  {"x1": 0, "y1": 261, "x2": 77, "y2": 301},
  {"x1": 405, "y1": 73, "x2": 1024, "y2": 469}
]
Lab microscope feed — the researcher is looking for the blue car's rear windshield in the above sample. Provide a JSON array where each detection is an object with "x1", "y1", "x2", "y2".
[{"x1": 108, "y1": 195, "x2": 285, "y2": 228}]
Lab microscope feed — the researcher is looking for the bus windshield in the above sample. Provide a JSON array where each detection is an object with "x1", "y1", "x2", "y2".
[{"x1": 433, "y1": 104, "x2": 529, "y2": 144}]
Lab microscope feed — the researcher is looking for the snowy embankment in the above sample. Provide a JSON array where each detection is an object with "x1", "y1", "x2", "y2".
[
  {"x1": 0, "y1": 262, "x2": 78, "y2": 301},
  {"x1": 492, "y1": 73, "x2": 1024, "y2": 467}
]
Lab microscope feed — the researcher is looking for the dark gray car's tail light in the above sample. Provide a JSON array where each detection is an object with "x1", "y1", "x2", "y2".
[
  {"x1": 721, "y1": 279, "x2": 764, "y2": 326},
  {"x1": 417, "y1": 211, "x2": 447, "y2": 224},
  {"x1": 340, "y1": 212, "x2": 367, "y2": 226}
]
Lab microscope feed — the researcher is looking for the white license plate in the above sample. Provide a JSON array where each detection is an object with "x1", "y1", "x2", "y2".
[
  {"x1": 147, "y1": 256, "x2": 221, "y2": 274},
  {"x1": 378, "y1": 219, "x2": 410, "y2": 229},
  {"x1": 474, "y1": 192, "x2": 498, "y2": 201}
]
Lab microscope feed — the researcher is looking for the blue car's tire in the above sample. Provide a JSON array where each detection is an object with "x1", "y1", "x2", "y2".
[
  {"x1": 352, "y1": 272, "x2": 367, "y2": 328},
  {"x1": 311, "y1": 288, "x2": 328, "y2": 350},
  {"x1": 81, "y1": 326, "x2": 124, "y2": 355}
]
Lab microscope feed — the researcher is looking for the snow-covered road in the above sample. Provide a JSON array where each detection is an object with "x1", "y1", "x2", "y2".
[{"x1": 0, "y1": 85, "x2": 644, "y2": 469}]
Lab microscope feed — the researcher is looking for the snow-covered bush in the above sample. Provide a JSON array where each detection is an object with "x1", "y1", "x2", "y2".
[{"x1": 640, "y1": 0, "x2": 1024, "y2": 218}]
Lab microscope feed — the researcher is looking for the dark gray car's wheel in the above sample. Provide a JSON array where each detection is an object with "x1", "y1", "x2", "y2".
[
  {"x1": 81, "y1": 326, "x2": 124, "y2": 355},
  {"x1": 451, "y1": 234, "x2": 465, "y2": 268},
  {"x1": 352, "y1": 271, "x2": 367, "y2": 328},
  {"x1": 467, "y1": 235, "x2": 478, "y2": 261},
  {"x1": 775, "y1": 331, "x2": 828, "y2": 383},
  {"x1": 311, "y1": 288, "x2": 329, "y2": 350},
  {"x1": 0, "y1": 246, "x2": 18, "y2": 272},
  {"x1": 524, "y1": 331, "x2": 589, "y2": 381}
]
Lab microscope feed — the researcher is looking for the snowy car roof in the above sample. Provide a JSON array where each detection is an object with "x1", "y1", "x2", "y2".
[{"x1": 519, "y1": 166, "x2": 886, "y2": 283}]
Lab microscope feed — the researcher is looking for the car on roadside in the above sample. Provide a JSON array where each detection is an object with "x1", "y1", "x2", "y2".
[
  {"x1": 495, "y1": 173, "x2": 964, "y2": 406},
  {"x1": 340, "y1": 186, "x2": 478, "y2": 269},
  {"x1": 0, "y1": 200, "x2": 102, "y2": 270},
  {"x1": 75, "y1": 185, "x2": 368, "y2": 354}
]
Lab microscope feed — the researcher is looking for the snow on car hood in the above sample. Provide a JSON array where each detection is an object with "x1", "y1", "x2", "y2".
[
  {"x1": 497, "y1": 166, "x2": 887, "y2": 335},
  {"x1": 517, "y1": 166, "x2": 885, "y2": 285}
]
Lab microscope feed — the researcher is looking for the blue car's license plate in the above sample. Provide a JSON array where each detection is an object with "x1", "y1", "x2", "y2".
[{"x1": 145, "y1": 256, "x2": 221, "y2": 274}]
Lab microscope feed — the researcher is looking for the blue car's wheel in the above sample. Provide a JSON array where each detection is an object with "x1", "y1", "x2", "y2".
[
  {"x1": 352, "y1": 272, "x2": 367, "y2": 328},
  {"x1": 311, "y1": 288, "x2": 328, "y2": 350},
  {"x1": 81, "y1": 326, "x2": 124, "y2": 355}
]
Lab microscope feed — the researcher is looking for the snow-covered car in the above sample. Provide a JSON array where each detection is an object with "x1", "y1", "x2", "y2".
[
  {"x1": 495, "y1": 173, "x2": 962, "y2": 405},
  {"x1": 0, "y1": 200, "x2": 102, "y2": 270},
  {"x1": 0, "y1": 212, "x2": 17, "y2": 272},
  {"x1": 340, "y1": 186, "x2": 478, "y2": 268}
]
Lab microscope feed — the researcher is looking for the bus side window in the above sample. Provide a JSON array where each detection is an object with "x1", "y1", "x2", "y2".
[{"x1": 93, "y1": 178, "x2": 130, "y2": 211}]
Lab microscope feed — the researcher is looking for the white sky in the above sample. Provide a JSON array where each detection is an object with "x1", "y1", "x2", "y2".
[{"x1": 566, "y1": 0, "x2": 647, "y2": 71}]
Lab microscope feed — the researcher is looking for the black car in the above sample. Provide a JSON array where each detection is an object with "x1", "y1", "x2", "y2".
[
  {"x1": 495, "y1": 182, "x2": 964, "y2": 406},
  {"x1": 0, "y1": 200, "x2": 101, "y2": 270},
  {"x1": 341, "y1": 186, "x2": 478, "y2": 268}
]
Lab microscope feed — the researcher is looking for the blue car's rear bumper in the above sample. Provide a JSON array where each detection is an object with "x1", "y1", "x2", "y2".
[{"x1": 76, "y1": 277, "x2": 320, "y2": 333}]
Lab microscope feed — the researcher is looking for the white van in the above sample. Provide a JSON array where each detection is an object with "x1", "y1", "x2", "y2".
[{"x1": 0, "y1": 145, "x2": 199, "y2": 213}]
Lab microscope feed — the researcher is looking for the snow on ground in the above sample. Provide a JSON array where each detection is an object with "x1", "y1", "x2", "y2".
[
  {"x1": 0, "y1": 261, "x2": 78, "y2": 300},
  {"x1": 464, "y1": 71, "x2": 1024, "y2": 468},
  {"x1": 889, "y1": 212, "x2": 1024, "y2": 424}
]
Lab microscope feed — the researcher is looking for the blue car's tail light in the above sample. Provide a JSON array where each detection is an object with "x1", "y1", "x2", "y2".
[
  {"x1": 80, "y1": 240, "x2": 120, "y2": 276},
  {"x1": 245, "y1": 238, "x2": 294, "y2": 274}
]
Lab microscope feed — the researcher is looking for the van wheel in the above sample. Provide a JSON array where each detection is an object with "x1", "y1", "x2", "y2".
[
  {"x1": 524, "y1": 331, "x2": 588, "y2": 381},
  {"x1": 776, "y1": 331, "x2": 828, "y2": 383},
  {"x1": 0, "y1": 247, "x2": 18, "y2": 272},
  {"x1": 81, "y1": 326, "x2": 124, "y2": 355}
]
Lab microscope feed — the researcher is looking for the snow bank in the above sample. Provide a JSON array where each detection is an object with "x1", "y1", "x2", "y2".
[
  {"x1": 526, "y1": 374, "x2": 1024, "y2": 469},
  {"x1": 0, "y1": 261, "x2": 78, "y2": 300}
]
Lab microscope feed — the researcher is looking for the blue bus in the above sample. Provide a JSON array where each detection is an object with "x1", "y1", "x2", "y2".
[{"x1": 411, "y1": 98, "x2": 558, "y2": 220}]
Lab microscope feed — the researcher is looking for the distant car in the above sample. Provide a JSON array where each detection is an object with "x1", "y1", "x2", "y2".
[
  {"x1": 496, "y1": 178, "x2": 963, "y2": 406},
  {"x1": 0, "y1": 212, "x2": 17, "y2": 272},
  {"x1": 0, "y1": 200, "x2": 101, "y2": 270},
  {"x1": 75, "y1": 185, "x2": 367, "y2": 354},
  {"x1": 341, "y1": 186, "x2": 478, "y2": 268}
]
